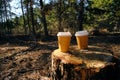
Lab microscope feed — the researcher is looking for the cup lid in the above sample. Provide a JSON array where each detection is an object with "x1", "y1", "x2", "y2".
[
  {"x1": 75, "y1": 30, "x2": 88, "y2": 36},
  {"x1": 57, "y1": 32, "x2": 72, "y2": 36}
]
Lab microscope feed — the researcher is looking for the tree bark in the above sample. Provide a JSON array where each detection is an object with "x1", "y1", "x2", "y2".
[
  {"x1": 78, "y1": 0, "x2": 84, "y2": 31},
  {"x1": 1, "y1": 5, "x2": 5, "y2": 33},
  {"x1": 3, "y1": 0, "x2": 8, "y2": 33},
  {"x1": 57, "y1": 0, "x2": 63, "y2": 31},
  {"x1": 40, "y1": 0, "x2": 48, "y2": 36},
  {"x1": 21, "y1": 0, "x2": 27, "y2": 34},
  {"x1": 30, "y1": 0, "x2": 36, "y2": 35},
  {"x1": 26, "y1": 0, "x2": 31, "y2": 34},
  {"x1": 29, "y1": 0, "x2": 37, "y2": 42}
]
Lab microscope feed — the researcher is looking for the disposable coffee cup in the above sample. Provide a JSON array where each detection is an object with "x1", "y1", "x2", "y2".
[
  {"x1": 75, "y1": 30, "x2": 88, "y2": 49},
  {"x1": 57, "y1": 32, "x2": 72, "y2": 52}
]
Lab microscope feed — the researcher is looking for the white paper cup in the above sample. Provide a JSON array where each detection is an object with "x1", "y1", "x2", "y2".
[
  {"x1": 75, "y1": 31, "x2": 88, "y2": 49},
  {"x1": 57, "y1": 32, "x2": 72, "y2": 52}
]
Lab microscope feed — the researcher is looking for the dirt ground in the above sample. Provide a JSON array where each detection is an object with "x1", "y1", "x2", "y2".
[{"x1": 0, "y1": 34, "x2": 120, "y2": 80}]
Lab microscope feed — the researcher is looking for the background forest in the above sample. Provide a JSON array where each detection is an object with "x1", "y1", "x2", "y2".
[
  {"x1": 0, "y1": 0, "x2": 120, "y2": 80},
  {"x1": 0, "y1": 0, "x2": 120, "y2": 37}
]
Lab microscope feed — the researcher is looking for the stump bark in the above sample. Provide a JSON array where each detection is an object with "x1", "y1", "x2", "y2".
[{"x1": 51, "y1": 46, "x2": 117, "y2": 80}]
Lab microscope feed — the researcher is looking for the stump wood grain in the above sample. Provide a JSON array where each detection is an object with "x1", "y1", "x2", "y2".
[{"x1": 51, "y1": 45, "x2": 116, "y2": 80}]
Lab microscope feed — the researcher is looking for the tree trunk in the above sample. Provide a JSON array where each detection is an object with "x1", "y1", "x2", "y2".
[
  {"x1": 30, "y1": 0, "x2": 36, "y2": 35},
  {"x1": 4, "y1": 0, "x2": 8, "y2": 33},
  {"x1": 26, "y1": 1, "x2": 31, "y2": 34},
  {"x1": 78, "y1": 0, "x2": 84, "y2": 31},
  {"x1": 1, "y1": 8, "x2": 5, "y2": 33},
  {"x1": 117, "y1": 17, "x2": 120, "y2": 32},
  {"x1": 40, "y1": 0, "x2": 48, "y2": 36},
  {"x1": 57, "y1": 0, "x2": 63, "y2": 32},
  {"x1": 21, "y1": 0, "x2": 27, "y2": 34},
  {"x1": 28, "y1": 0, "x2": 37, "y2": 43}
]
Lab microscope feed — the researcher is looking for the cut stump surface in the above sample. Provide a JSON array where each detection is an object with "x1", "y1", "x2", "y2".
[{"x1": 51, "y1": 45, "x2": 117, "y2": 80}]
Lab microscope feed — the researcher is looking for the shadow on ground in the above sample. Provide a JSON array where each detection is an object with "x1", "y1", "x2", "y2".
[{"x1": 0, "y1": 33, "x2": 120, "y2": 80}]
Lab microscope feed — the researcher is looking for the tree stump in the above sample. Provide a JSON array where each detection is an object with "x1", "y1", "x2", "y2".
[{"x1": 51, "y1": 45, "x2": 117, "y2": 80}]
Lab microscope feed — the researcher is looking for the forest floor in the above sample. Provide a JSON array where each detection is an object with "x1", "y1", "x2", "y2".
[{"x1": 0, "y1": 33, "x2": 120, "y2": 80}]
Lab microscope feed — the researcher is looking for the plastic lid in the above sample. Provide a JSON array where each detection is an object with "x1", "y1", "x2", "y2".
[
  {"x1": 75, "y1": 30, "x2": 88, "y2": 36},
  {"x1": 57, "y1": 32, "x2": 72, "y2": 36}
]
